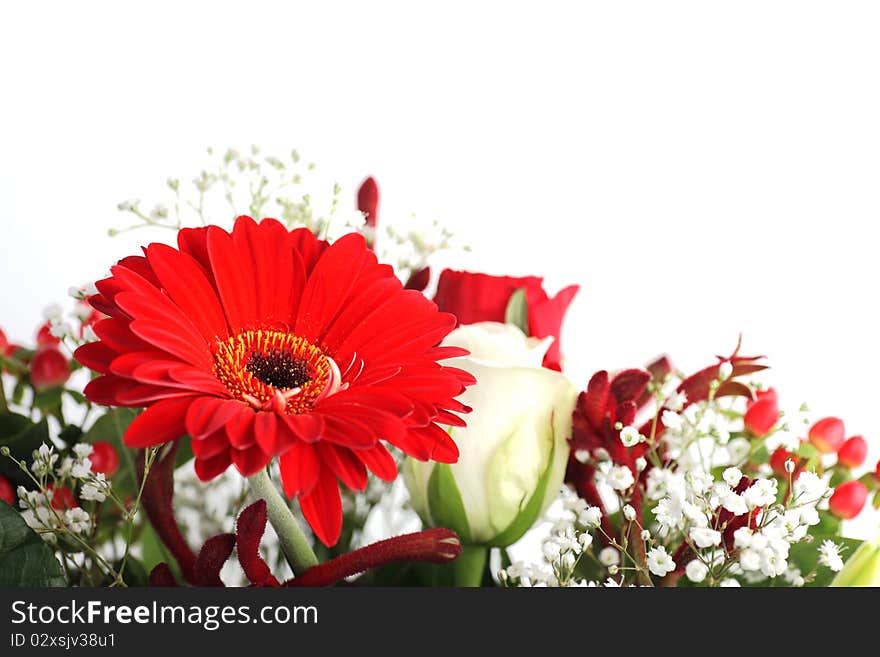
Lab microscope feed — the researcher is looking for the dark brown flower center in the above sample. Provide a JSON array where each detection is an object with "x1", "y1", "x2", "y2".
[{"x1": 246, "y1": 349, "x2": 311, "y2": 389}]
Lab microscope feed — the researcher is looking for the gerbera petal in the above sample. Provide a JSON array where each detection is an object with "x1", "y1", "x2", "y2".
[
  {"x1": 320, "y1": 276, "x2": 402, "y2": 355},
  {"x1": 225, "y1": 408, "x2": 257, "y2": 449},
  {"x1": 83, "y1": 374, "x2": 141, "y2": 406},
  {"x1": 280, "y1": 413, "x2": 324, "y2": 444},
  {"x1": 316, "y1": 443, "x2": 367, "y2": 492},
  {"x1": 177, "y1": 226, "x2": 213, "y2": 273},
  {"x1": 124, "y1": 396, "x2": 197, "y2": 448},
  {"x1": 232, "y1": 217, "x2": 296, "y2": 329},
  {"x1": 278, "y1": 440, "x2": 320, "y2": 497},
  {"x1": 297, "y1": 464, "x2": 342, "y2": 547},
  {"x1": 294, "y1": 232, "x2": 369, "y2": 342},
  {"x1": 253, "y1": 412, "x2": 280, "y2": 455},
  {"x1": 118, "y1": 255, "x2": 161, "y2": 287},
  {"x1": 128, "y1": 318, "x2": 212, "y2": 370},
  {"x1": 206, "y1": 225, "x2": 258, "y2": 333},
  {"x1": 321, "y1": 415, "x2": 378, "y2": 449},
  {"x1": 191, "y1": 428, "x2": 230, "y2": 460},
  {"x1": 94, "y1": 317, "x2": 152, "y2": 353},
  {"x1": 111, "y1": 264, "x2": 211, "y2": 354},
  {"x1": 145, "y1": 243, "x2": 230, "y2": 341},
  {"x1": 73, "y1": 341, "x2": 117, "y2": 374},
  {"x1": 288, "y1": 227, "x2": 328, "y2": 275},
  {"x1": 186, "y1": 397, "x2": 247, "y2": 440},
  {"x1": 231, "y1": 444, "x2": 271, "y2": 477},
  {"x1": 356, "y1": 443, "x2": 398, "y2": 481},
  {"x1": 194, "y1": 450, "x2": 232, "y2": 481}
]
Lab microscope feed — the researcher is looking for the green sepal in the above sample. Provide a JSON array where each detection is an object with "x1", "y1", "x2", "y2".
[{"x1": 427, "y1": 463, "x2": 472, "y2": 544}]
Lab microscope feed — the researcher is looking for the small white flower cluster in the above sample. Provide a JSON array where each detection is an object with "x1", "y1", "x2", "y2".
[
  {"x1": 44, "y1": 293, "x2": 100, "y2": 344},
  {"x1": 17, "y1": 487, "x2": 92, "y2": 543},
  {"x1": 13, "y1": 443, "x2": 113, "y2": 544},
  {"x1": 499, "y1": 488, "x2": 621, "y2": 587}
]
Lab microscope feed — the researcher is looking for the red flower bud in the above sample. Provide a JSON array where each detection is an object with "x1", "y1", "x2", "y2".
[
  {"x1": 876, "y1": 459, "x2": 880, "y2": 480},
  {"x1": 828, "y1": 480, "x2": 868, "y2": 520},
  {"x1": 29, "y1": 348, "x2": 70, "y2": 391},
  {"x1": 36, "y1": 322, "x2": 61, "y2": 348},
  {"x1": 90, "y1": 441, "x2": 119, "y2": 476},
  {"x1": 0, "y1": 474, "x2": 14, "y2": 505},
  {"x1": 0, "y1": 328, "x2": 11, "y2": 356},
  {"x1": 744, "y1": 388, "x2": 779, "y2": 437},
  {"x1": 404, "y1": 266, "x2": 431, "y2": 292},
  {"x1": 357, "y1": 176, "x2": 379, "y2": 228},
  {"x1": 46, "y1": 484, "x2": 77, "y2": 510},
  {"x1": 837, "y1": 435, "x2": 867, "y2": 469},
  {"x1": 769, "y1": 447, "x2": 795, "y2": 477},
  {"x1": 808, "y1": 416, "x2": 846, "y2": 454}
]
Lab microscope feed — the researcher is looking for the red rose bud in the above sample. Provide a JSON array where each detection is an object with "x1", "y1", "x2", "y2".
[
  {"x1": 357, "y1": 176, "x2": 379, "y2": 228},
  {"x1": 29, "y1": 348, "x2": 70, "y2": 390},
  {"x1": 829, "y1": 480, "x2": 868, "y2": 519},
  {"x1": 808, "y1": 416, "x2": 846, "y2": 454},
  {"x1": 744, "y1": 388, "x2": 779, "y2": 437},
  {"x1": 0, "y1": 474, "x2": 14, "y2": 505},
  {"x1": 36, "y1": 322, "x2": 61, "y2": 348},
  {"x1": 769, "y1": 447, "x2": 795, "y2": 477},
  {"x1": 837, "y1": 435, "x2": 868, "y2": 469},
  {"x1": 90, "y1": 441, "x2": 119, "y2": 476},
  {"x1": 46, "y1": 484, "x2": 77, "y2": 510}
]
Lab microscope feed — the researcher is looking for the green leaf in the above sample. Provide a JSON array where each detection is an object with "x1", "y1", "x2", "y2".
[
  {"x1": 0, "y1": 412, "x2": 50, "y2": 487},
  {"x1": 427, "y1": 463, "x2": 471, "y2": 544},
  {"x1": 64, "y1": 389, "x2": 86, "y2": 405},
  {"x1": 504, "y1": 288, "x2": 529, "y2": 334},
  {"x1": 105, "y1": 556, "x2": 149, "y2": 587},
  {"x1": 81, "y1": 409, "x2": 139, "y2": 497},
  {"x1": 788, "y1": 534, "x2": 863, "y2": 587},
  {"x1": 795, "y1": 442, "x2": 819, "y2": 459},
  {"x1": 0, "y1": 500, "x2": 66, "y2": 586},
  {"x1": 58, "y1": 424, "x2": 84, "y2": 444},
  {"x1": 32, "y1": 387, "x2": 63, "y2": 414},
  {"x1": 489, "y1": 438, "x2": 556, "y2": 548}
]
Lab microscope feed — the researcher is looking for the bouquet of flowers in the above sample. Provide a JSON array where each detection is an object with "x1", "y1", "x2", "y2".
[{"x1": 2, "y1": 147, "x2": 878, "y2": 588}]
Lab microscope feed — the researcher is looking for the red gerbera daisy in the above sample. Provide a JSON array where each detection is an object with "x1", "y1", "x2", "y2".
[{"x1": 75, "y1": 216, "x2": 474, "y2": 546}]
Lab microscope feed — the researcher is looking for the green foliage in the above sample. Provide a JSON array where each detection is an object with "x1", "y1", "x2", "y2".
[
  {"x1": 0, "y1": 500, "x2": 65, "y2": 586},
  {"x1": 0, "y1": 412, "x2": 50, "y2": 487},
  {"x1": 788, "y1": 534, "x2": 862, "y2": 587}
]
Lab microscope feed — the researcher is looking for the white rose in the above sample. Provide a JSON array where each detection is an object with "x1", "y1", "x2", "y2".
[{"x1": 405, "y1": 322, "x2": 576, "y2": 545}]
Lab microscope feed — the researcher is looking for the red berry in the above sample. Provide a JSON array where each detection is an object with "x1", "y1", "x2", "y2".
[
  {"x1": 0, "y1": 474, "x2": 15, "y2": 505},
  {"x1": 35, "y1": 322, "x2": 61, "y2": 348},
  {"x1": 744, "y1": 389, "x2": 779, "y2": 437},
  {"x1": 828, "y1": 480, "x2": 868, "y2": 520},
  {"x1": 45, "y1": 484, "x2": 77, "y2": 510},
  {"x1": 875, "y1": 458, "x2": 880, "y2": 480},
  {"x1": 89, "y1": 441, "x2": 119, "y2": 477},
  {"x1": 29, "y1": 348, "x2": 70, "y2": 391},
  {"x1": 769, "y1": 447, "x2": 795, "y2": 477},
  {"x1": 837, "y1": 435, "x2": 868, "y2": 469},
  {"x1": 808, "y1": 417, "x2": 846, "y2": 454}
]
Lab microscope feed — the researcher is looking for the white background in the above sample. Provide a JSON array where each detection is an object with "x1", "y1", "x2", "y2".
[{"x1": 2, "y1": 2, "x2": 878, "y2": 534}]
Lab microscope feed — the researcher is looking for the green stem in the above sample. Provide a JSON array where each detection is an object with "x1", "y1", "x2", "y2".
[
  {"x1": 0, "y1": 374, "x2": 8, "y2": 412},
  {"x1": 247, "y1": 468, "x2": 318, "y2": 574},
  {"x1": 453, "y1": 545, "x2": 487, "y2": 587}
]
